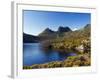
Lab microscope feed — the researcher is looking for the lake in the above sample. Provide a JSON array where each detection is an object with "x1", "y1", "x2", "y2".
[{"x1": 23, "y1": 43, "x2": 77, "y2": 66}]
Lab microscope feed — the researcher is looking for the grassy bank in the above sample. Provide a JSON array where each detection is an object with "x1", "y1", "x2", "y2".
[{"x1": 23, "y1": 53, "x2": 90, "y2": 69}]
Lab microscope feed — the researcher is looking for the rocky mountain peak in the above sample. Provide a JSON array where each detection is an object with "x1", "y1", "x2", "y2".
[{"x1": 58, "y1": 26, "x2": 72, "y2": 33}]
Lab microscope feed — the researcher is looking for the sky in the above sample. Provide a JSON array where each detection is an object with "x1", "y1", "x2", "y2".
[{"x1": 23, "y1": 10, "x2": 91, "y2": 36}]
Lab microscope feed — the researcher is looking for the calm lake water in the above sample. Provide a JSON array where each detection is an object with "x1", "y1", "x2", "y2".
[{"x1": 23, "y1": 43, "x2": 77, "y2": 66}]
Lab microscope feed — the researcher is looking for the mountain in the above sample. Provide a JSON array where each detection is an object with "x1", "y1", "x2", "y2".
[
  {"x1": 23, "y1": 24, "x2": 90, "y2": 43},
  {"x1": 23, "y1": 33, "x2": 39, "y2": 43},
  {"x1": 39, "y1": 28, "x2": 55, "y2": 35},
  {"x1": 84, "y1": 24, "x2": 91, "y2": 29},
  {"x1": 38, "y1": 28, "x2": 57, "y2": 40},
  {"x1": 38, "y1": 26, "x2": 72, "y2": 39},
  {"x1": 63, "y1": 24, "x2": 91, "y2": 39},
  {"x1": 58, "y1": 26, "x2": 72, "y2": 33},
  {"x1": 40, "y1": 24, "x2": 91, "y2": 53}
]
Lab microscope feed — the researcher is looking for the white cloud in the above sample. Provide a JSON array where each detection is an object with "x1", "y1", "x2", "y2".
[{"x1": 72, "y1": 28, "x2": 78, "y2": 31}]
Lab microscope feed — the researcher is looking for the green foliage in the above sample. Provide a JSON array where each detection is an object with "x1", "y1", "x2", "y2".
[
  {"x1": 42, "y1": 24, "x2": 90, "y2": 51},
  {"x1": 23, "y1": 24, "x2": 91, "y2": 69},
  {"x1": 23, "y1": 54, "x2": 91, "y2": 69}
]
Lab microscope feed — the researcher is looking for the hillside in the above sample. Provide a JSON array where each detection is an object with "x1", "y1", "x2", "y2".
[
  {"x1": 23, "y1": 33, "x2": 40, "y2": 43},
  {"x1": 23, "y1": 24, "x2": 90, "y2": 43},
  {"x1": 38, "y1": 26, "x2": 72, "y2": 40},
  {"x1": 41, "y1": 24, "x2": 91, "y2": 53},
  {"x1": 38, "y1": 28, "x2": 57, "y2": 40}
]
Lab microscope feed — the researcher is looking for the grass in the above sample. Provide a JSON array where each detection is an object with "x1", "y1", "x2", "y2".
[{"x1": 23, "y1": 53, "x2": 90, "y2": 69}]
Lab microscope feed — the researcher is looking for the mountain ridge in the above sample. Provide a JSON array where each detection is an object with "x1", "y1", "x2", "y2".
[{"x1": 23, "y1": 24, "x2": 90, "y2": 43}]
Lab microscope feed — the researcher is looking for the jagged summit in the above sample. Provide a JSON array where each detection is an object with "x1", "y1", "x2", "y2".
[
  {"x1": 38, "y1": 28, "x2": 55, "y2": 36},
  {"x1": 43, "y1": 28, "x2": 54, "y2": 33},
  {"x1": 23, "y1": 24, "x2": 90, "y2": 43},
  {"x1": 58, "y1": 26, "x2": 72, "y2": 33},
  {"x1": 39, "y1": 26, "x2": 72, "y2": 35}
]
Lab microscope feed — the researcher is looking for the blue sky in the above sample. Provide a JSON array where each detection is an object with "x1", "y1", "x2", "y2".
[{"x1": 23, "y1": 10, "x2": 91, "y2": 36}]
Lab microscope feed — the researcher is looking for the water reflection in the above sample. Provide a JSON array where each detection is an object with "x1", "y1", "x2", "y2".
[{"x1": 23, "y1": 43, "x2": 77, "y2": 66}]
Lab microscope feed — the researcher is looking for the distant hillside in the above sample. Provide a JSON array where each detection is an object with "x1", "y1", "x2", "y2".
[
  {"x1": 63, "y1": 24, "x2": 91, "y2": 39},
  {"x1": 23, "y1": 24, "x2": 90, "y2": 43},
  {"x1": 23, "y1": 33, "x2": 39, "y2": 43},
  {"x1": 38, "y1": 28, "x2": 56, "y2": 40},
  {"x1": 38, "y1": 26, "x2": 72, "y2": 40},
  {"x1": 42, "y1": 24, "x2": 91, "y2": 52},
  {"x1": 84, "y1": 24, "x2": 91, "y2": 29}
]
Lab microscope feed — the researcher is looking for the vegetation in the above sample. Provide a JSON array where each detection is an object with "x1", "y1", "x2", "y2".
[
  {"x1": 23, "y1": 54, "x2": 90, "y2": 69},
  {"x1": 23, "y1": 24, "x2": 91, "y2": 69},
  {"x1": 41, "y1": 24, "x2": 91, "y2": 54}
]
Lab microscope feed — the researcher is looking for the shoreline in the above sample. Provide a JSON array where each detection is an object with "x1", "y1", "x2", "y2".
[{"x1": 23, "y1": 53, "x2": 90, "y2": 69}]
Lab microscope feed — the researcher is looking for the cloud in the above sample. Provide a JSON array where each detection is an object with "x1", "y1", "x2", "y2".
[{"x1": 72, "y1": 28, "x2": 78, "y2": 31}]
